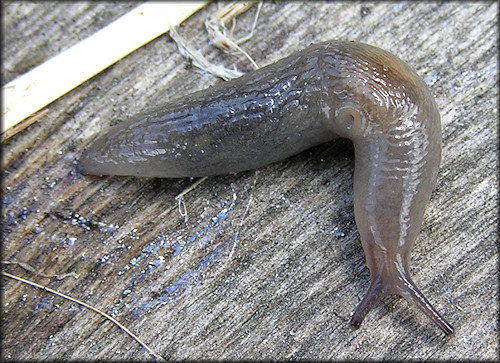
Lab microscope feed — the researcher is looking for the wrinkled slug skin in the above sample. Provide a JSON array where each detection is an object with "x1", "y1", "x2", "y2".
[{"x1": 79, "y1": 41, "x2": 453, "y2": 335}]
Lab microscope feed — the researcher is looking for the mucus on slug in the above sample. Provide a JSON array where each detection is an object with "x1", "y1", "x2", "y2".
[{"x1": 78, "y1": 40, "x2": 453, "y2": 336}]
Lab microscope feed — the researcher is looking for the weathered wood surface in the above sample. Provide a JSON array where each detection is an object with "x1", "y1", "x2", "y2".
[{"x1": 2, "y1": 2, "x2": 497, "y2": 360}]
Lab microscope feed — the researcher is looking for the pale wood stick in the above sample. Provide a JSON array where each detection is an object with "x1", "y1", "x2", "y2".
[{"x1": 2, "y1": 1, "x2": 210, "y2": 135}]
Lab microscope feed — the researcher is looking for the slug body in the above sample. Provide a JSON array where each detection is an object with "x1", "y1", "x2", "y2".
[{"x1": 79, "y1": 41, "x2": 453, "y2": 335}]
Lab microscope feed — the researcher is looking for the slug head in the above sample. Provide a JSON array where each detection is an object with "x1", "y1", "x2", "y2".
[{"x1": 319, "y1": 42, "x2": 451, "y2": 335}]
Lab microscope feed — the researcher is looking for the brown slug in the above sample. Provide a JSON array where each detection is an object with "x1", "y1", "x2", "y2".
[{"x1": 78, "y1": 40, "x2": 453, "y2": 335}]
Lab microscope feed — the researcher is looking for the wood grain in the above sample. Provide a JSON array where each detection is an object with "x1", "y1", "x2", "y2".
[{"x1": 2, "y1": 2, "x2": 497, "y2": 360}]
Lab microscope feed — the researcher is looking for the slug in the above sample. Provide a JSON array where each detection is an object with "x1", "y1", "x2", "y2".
[{"x1": 78, "y1": 40, "x2": 453, "y2": 335}]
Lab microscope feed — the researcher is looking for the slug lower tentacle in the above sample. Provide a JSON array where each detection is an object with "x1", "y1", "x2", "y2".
[{"x1": 79, "y1": 40, "x2": 453, "y2": 335}]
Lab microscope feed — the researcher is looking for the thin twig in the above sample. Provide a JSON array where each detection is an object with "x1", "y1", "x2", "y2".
[
  {"x1": 1, "y1": 260, "x2": 78, "y2": 280},
  {"x1": 174, "y1": 176, "x2": 208, "y2": 223},
  {"x1": 1, "y1": 271, "x2": 166, "y2": 361},
  {"x1": 230, "y1": 171, "x2": 258, "y2": 257},
  {"x1": 174, "y1": 177, "x2": 208, "y2": 200},
  {"x1": 169, "y1": 26, "x2": 244, "y2": 81},
  {"x1": 1, "y1": 108, "x2": 49, "y2": 142},
  {"x1": 205, "y1": 1, "x2": 261, "y2": 70}
]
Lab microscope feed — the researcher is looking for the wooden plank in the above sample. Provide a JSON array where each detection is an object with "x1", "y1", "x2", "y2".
[
  {"x1": 1, "y1": 1, "x2": 209, "y2": 134},
  {"x1": 1, "y1": 2, "x2": 497, "y2": 361}
]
